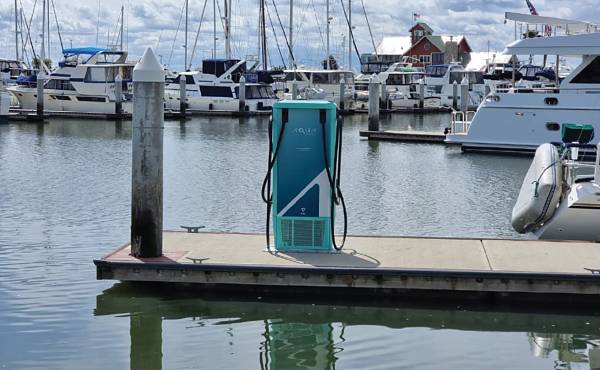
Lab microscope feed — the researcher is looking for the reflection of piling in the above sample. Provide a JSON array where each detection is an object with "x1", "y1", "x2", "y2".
[
  {"x1": 460, "y1": 82, "x2": 469, "y2": 112},
  {"x1": 452, "y1": 81, "x2": 458, "y2": 110},
  {"x1": 36, "y1": 74, "x2": 44, "y2": 118},
  {"x1": 419, "y1": 80, "x2": 425, "y2": 109},
  {"x1": 338, "y1": 78, "x2": 346, "y2": 111},
  {"x1": 238, "y1": 76, "x2": 246, "y2": 114},
  {"x1": 114, "y1": 74, "x2": 123, "y2": 116},
  {"x1": 131, "y1": 48, "x2": 165, "y2": 258},
  {"x1": 368, "y1": 80, "x2": 380, "y2": 131},
  {"x1": 179, "y1": 75, "x2": 186, "y2": 116}
]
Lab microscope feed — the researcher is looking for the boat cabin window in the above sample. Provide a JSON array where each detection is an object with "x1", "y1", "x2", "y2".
[
  {"x1": 85, "y1": 66, "x2": 133, "y2": 82},
  {"x1": 235, "y1": 85, "x2": 276, "y2": 99},
  {"x1": 285, "y1": 72, "x2": 307, "y2": 81},
  {"x1": 174, "y1": 75, "x2": 196, "y2": 85},
  {"x1": 45, "y1": 79, "x2": 75, "y2": 90},
  {"x1": 199, "y1": 85, "x2": 233, "y2": 97},
  {"x1": 571, "y1": 57, "x2": 600, "y2": 84},
  {"x1": 425, "y1": 65, "x2": 448, "y2": 77},
  {"x1": 449, "y1": 72, "x2": 465, "y2": 84}
]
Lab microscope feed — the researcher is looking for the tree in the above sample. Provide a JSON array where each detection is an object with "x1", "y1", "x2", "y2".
[{"x1": 32, "y1": 57, "x2": 53, "y2": 70}]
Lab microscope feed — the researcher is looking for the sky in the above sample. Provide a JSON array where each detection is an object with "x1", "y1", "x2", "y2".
[{"x1": 0, "y1": 0, "x2": 598, "y2": 71}]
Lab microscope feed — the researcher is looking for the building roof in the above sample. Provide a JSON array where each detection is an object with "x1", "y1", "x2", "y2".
[
  {"x1": 409, "y1": 22, "x2": 434, "y2": 34},
  {"x1": 376, "y1": 36, "x2": 413, "y2": 55},
  {"x1": 466, "y1": 52, "x2": 505, "y2": 71}
]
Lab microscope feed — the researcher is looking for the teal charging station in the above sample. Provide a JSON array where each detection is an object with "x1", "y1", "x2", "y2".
[{"x1": 263, "y1": 100, "x2": 346, "y2": 252}]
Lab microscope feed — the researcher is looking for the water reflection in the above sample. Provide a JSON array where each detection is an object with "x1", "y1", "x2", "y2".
[{"x1": 95, "y1": 283, "x2": 600, "y2": 370}]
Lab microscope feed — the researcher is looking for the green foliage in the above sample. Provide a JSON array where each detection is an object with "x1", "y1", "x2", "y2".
[{"x1": 32, "y1": 57, "x2": 53, "y2": 69}]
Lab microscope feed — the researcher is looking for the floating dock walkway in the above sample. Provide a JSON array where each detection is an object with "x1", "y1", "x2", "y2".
[
  {"x1": 359, "y1": 130, "x2": 447, "y2": 143},
  {"x1": 95, "y1": 231, "x2": 600, "y2": 298}
]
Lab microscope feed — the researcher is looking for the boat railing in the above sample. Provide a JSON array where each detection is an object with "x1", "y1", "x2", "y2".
[{"x1": 450, "y1": 110, "x2": 475, "y2": 134}]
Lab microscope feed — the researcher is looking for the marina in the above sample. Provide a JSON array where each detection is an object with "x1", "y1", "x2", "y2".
[{"x1": 3, "y1": 0, "x2": 600, "y2": 368}]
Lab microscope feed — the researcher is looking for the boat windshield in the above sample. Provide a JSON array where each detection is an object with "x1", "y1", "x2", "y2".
[
  {"x1": 235, "y1": 85, "x2": 276, "y2": 99},
  {"x1": 386, "y1": 73, "x2": 423, "y2": 85},
  {"x1": 425, "y1": 65, "x2": 448, "y2": 77}
]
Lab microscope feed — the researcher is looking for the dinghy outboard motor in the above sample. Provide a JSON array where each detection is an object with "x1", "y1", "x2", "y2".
[{"x1": 261, "y1": 100, "x2": 347, "y2": 252}]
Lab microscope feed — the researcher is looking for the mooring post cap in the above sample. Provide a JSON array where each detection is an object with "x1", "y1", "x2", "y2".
[{"x1": 133, "y1": 48, "x2": 165, "y2": 83}]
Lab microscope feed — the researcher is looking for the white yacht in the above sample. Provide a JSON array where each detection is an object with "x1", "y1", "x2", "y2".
[
  {"x1": 424, "y1": 62, "x2": 486, "y2": 109},
  {"x1": 8, "y1": 47, "x2": 134, "y2": 114},
  {"x1": 446, "y1": 33, "x2": 600, "y2": 153},
  {"x1": 164, "y1": 59, "x2": 276, "y2": 114},
  {"x1": 354, "y1": 64, "x2": 440, "y2": 109},
  {"x1": 512, "y1": 125, "x2": 600, "y2": 241},
  {"x1": 276, "y1": 69, "x2": 354, "y2": 105}
]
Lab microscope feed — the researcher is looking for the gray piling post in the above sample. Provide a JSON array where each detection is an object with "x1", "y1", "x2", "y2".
[
  {"x1": 452, "y1": 81, "x2": 458, "y2": 110},
  {"x1": 419, "y1": 80, "x2": 425, "y2": 109},
  {"x1": 485, "y1": 84, "x2": 491, "y2": 97},
  {"x1": 131, "y1": 48, "x2": 165, "y2": 258},
  {"x1": 291, "y1": 81, "x2": 298, "y2": 100},
  {"x1": 368, "y1": 79, "x2": 380, "y2": 131},
  {"x1": 339, "y1": 78, "x2": 346, "y2": 111},
  {"x1": 179, "y1": 74, "x2": 186, "y2": 116},
  {"x1": 238, "y1": 75, "x2": 246, "y2": 114},
  {"x1": 114, "y1": 74, "x2": 123, "y2": 115},
  {"x1": 36, "y1": 74, "x2": 44, "y2": 118},
  {"x1": 380, "y1": 79, "x2": 388, "y2": 110},
  {"x1": 460, "y1": 80, "x2": 469, "y2": 113}
]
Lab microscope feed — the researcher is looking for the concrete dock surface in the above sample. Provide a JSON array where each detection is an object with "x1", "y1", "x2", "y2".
[{"x1": 95, "y1": 231, "x2": 600, "y2": 297}]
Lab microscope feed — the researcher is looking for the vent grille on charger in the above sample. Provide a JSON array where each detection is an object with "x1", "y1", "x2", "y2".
[{"x1": 281, "y1": 219, "x2": 325, "y2": 248}]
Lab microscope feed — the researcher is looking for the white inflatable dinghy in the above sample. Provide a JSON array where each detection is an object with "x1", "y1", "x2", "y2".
[{"x1": 512, "y1": 143, "x2": 563, "y2": 233}]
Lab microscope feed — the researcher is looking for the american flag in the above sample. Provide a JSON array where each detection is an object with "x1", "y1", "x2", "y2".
[
  {"x1": 525, "y1": 0, "x2": 552, "y2": 36},
  {"x1": 525, "y1": 0, "x2": 538, "y2": 15}
]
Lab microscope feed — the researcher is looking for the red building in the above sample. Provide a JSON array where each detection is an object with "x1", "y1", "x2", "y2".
[
  {"x1": 404, "y1": 22, "x2": 472, "y2": 67},
  {"x1": 361, "y1": 22, "x2": 473, "y2": 72}
]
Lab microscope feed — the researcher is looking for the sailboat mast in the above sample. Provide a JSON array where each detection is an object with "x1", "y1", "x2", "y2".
[
  {"x1": 41, "y1": 0, "x2": 46, "y2": 60},
  {"x1": 225, "y1": 0, "x2": 231, "y2": 59},
  {"x1": 185, "y1": 0, "x2": 188, "y2": 68},
  {"x1": 347, "y1": 0, "x2": 351, "y2": 70},
  {"x1": 14, "y1": 0, "x2": 19, "y2": 60},
  {"x1": 47, "y1": 0, "x2": 50, "y2": 57},
  {"x1": 326, "y1": 0, "x2": 329, "y2": 69},
  {"x1": 260, "y1": 0, "x2": 267, "y2": 69},
  {"x1": 289, "y1": 0, "x2": 293, "y2": 67},
  {"x1": 120, "y1": 5, "x2": 124, "y2": 51},
  {"x1": 213, "y1": 0, "x2": 216, "y2": 58}
]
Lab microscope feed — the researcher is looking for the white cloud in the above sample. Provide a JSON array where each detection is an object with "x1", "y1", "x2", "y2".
[{"x1": 0, "y1": 0, "x2": 597, "y2": 71}]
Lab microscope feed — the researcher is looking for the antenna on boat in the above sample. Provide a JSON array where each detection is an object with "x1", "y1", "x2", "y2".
[
  {"x1": 96, "y1": 0, "x2": 100, "y2": 46},
  {"x1": 224, "y1": 0, "x2": 231, "y2": 59},
  {"x1": 14, "y1": 0, "x2": 20, "y2": 61},
  {"x1": 213, "y1": 0, "x2": 217, "y2": 58},
  {"x1": 120, "y1": 5, "x2": 124, "y2": 51}
]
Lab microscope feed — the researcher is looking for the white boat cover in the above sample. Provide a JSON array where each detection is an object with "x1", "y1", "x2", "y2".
[{"x1": 512, "y1": 143, "x2": 563, "y2": 233}]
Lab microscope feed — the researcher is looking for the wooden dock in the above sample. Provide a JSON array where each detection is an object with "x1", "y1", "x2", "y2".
[
  {"x1": 95, "y1": 231, "x2": 600, "y2": 298},
  {"x1": 354, "y1": 107, "x2": 451, "y2": 114},
  {"x1": 359, "y1": 130, "x2": 447, "y2": 143}
]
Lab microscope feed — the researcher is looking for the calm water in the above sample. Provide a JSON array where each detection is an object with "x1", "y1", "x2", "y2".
[{"x1": 1, "y1": 114, "x2": 599, "y2": 369}]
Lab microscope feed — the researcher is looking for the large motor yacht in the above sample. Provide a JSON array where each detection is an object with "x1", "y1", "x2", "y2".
[
  {"x1": 446, "y1": 32, "x2": 600, "y2": 153},
  {"x1": 8, "y1": 47, "x2": 134, "y2": 114},
  {"x1": 164, "y1": 59, "x2": 277, "y2": 114}
]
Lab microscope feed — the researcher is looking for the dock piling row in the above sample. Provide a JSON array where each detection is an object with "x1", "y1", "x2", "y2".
[
  {"x1": 179, "y1": 75, "x2": 187, "y2": 116},
  {"x1": 36, "y1": 75, "x2": 44, "y2": 119},
  {"x1": 238, "y1": 76, "x2": 246, "y2": 114},
  {"x1": 114, "y1": 74, "x2": 123, "y2": 116}
]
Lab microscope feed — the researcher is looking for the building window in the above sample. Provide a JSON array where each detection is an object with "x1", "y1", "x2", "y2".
[
  {"x1": 419, "y1": 55, "x2": 431, "y2": 64},
  {"x1": 415, "y1": 30, "x2": 423, "y2": 37}
]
